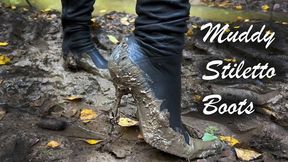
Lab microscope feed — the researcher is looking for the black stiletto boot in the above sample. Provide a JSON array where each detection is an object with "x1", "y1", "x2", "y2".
[
  {"x1": 108, "y1": 0, "x2": 224, "y2": 159},
  {"x1": 61, "y1": 0, "x2": 110, "y2": 79},
  {"x1": 109, "y1": 36, "x2": 224, "y2": 159}
]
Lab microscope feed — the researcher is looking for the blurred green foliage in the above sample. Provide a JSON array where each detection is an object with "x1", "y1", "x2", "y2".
[{"x1": 3, "y1": 0, "x2": 21, "y2": 5}]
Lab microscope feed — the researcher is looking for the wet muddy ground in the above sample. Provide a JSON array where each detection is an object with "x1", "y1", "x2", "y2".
[{"x1": 0, "y1": 3, "x2": 288, "y2": 162}]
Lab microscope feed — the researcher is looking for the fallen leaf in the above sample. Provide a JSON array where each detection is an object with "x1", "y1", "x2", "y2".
[
  {"x1": 137, "y1": 133, "x2": 144, "y2": 139},
  {"x1": 100, "y1": 9, "x2": 107, "y2": 13},
  {"x1": 0, "y1": 55, "x2": 10, "y2": 65},
  {"x1": 0, "y1": 42, "x2": 8, "y2": 47},
  {"x1": 22, "y1": 8, "x2": 29, "y2": 12},
  {"x1": 85, "y1": 139, "x2": 102, "y2": 145},
  {"x1": 225, "y1": 28, "x2": 231, "y2": 33},
  {"x1": 244, "y1": 19, "x2": 250, "y2": 22},
  {"x1": 80, "y1": 108, "x2": 97, "y2": 123},
  {"x1": 236, "y1": 16, "x2": 243, "y2": 21},
  {"x1": 41, "y1": 8, "x2": 52, "y2": 13},
  {"x1": 261, "y1": 5, "x2": 270, "y2": 12},
  {"x1": 266, "y1": 30, "x2": 273, "y2": 36},
  {"x1": 224, "y1": 58, "x2": 236, "y2": 63},
  {"x1": 205, "y1": 126, "x2": 219, "y2": 135},
  {"x1": 186, "y1": 28, "x2": 193, "y2": 37},
  {"x1": 192, "y1": 95, "x2": 202, "y2": 103},
  {"x1": 65, "y1": 96, "x2": 83, "y2": 101},
  {"x1": 219, "y1": 136, "x2": 240, "y2": 146},
  {"x1": 120, "y1": 17, "x2": 130, "y2": 26},
  {"x1": 202, "y1": 133, "x2": 218, "y2": 142},
  {"x1": 107, "y1": 35, "x2": 119, "y2": 44},
  {"x1": 47, "y1": 140, "x2": 60, "y2": 148},
  {"x1": 235, "y1": 148, "x2": 261, "y2": 161},
  {"x1": 235, "y1": 5, "x2": 242, "y2": 10},
  {"x1": 11, "y1": 5, "x2": 16, "y2": 10},
  {"x1": 118, "y1": 117, "x2": 139, "y2": 127},
  {"x1": 0, "y1": 108, "x2": 6, "y2": 120},
  {"x1": 91, "y1": 18, "x2": 96, "y2": 23},
  {"x1": 192, "y1": 25, "x2": 198, "y2": 29}
]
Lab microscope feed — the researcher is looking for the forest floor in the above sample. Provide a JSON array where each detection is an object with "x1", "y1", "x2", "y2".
[{"x1": 0, "y1": 3, "x2": 288, "y2": 162}]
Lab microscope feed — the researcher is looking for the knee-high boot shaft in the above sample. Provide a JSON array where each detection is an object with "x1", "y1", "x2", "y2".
[
  {"x1": 134, "y1": 0, "x2": 190, "y2": 57},
  {"x1": 61, "y1": 0, "x2": 95, "y2": 53}
]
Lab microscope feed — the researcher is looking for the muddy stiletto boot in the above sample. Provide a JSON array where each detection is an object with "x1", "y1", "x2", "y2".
[
  {"x1": 61, "y1": 0, "x2": 110, "y2": 79},
  {"x1": 108, "y1": 0, "x2": 225, "y2": 159},
  {"x1": 109, "y1": 37, "x2": 224, "y2": 159}
]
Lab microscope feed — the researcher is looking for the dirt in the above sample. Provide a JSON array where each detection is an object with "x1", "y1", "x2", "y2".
[{"x1": 0, "y1": 3, "x2": 288, "y2": 162}]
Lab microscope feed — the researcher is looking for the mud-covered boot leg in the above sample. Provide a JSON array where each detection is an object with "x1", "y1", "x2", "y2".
[
  {"x1": 108, "y1": 0, "x2": 226, "y2": 159},
  {"x1": 108, "y1": 37, "x2": 225, "y2": 159},
  {"x1": 61, "y1": 0, "x2": 110, "y2": 79}
]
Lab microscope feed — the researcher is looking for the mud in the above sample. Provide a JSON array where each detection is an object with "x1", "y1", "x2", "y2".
[{"x1": 0, "y1": 3, "x2": 288, "y2": 162}]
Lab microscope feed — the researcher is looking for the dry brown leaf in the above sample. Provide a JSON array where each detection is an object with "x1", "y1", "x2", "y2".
[
  {"x1": 80, "y1": 108, "x2": 97, "y2": 123},
  {"x1": 235, "y1": 148, "x2": 261, "y2": 161}
]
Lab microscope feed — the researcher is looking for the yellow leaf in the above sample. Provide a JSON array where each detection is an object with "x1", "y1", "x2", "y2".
[
  {"x1": 261, "y1": 5, "x2": 270, "y2": 11},
  {"x1": 85, "y1": 139, "x2": 102, "y2": 145},
  {"x1": 99, "y1": 9, "x2": 107, "y2": 13},
  {"x1": 120, "y1": 17, "x2": 130, "y2": 26},
  {"x1": 192, "y1": 25, "x2": 198, "y2": 29},
  {"x1": 219, "y1": 136, "x2": 240, "y2": 146},
  {"x1": 225, "y1": 28, "x2": 231, "y2": 33},
  {"x1": 65, "y1": 96, "x2": 83, "y2": 101},
  {"x1": 118, "y1": 117, "x2": 139, "y2": 127},
  {"x1": 22, "y1": 8, "x2": 29, "y2": 12},
  {"x1": 235, "y1": 148, "x2": 261, "y2": 161},
  {"x1": 47, "y1": 140, "x2": 60, "y2": 148},
  {"x1": 91, "y1": 18, "x2": 96, "y2": 23},
  {"x1": 234, "y1": 26, "x2": 240, "y2": 29},
  {"x1": 0, "y1": 42, "x2": 8, "y2": 47},
  {"x1": 80, "y1": 108, "x2": 97, "y2": 123},
  {"x1": 192, "y1": 95, "x2": 202, "y2": 103},
  {"x1": 244, "y1": 19, "x2": 250, "y2": 22},
  {"x1": 236, "y1": 16, "x2": 243, "y2": 21},
  {"x1": 235, "y1": 5, "x2": 242, "y2": 10},
  {"x1": 186, "y1": 28, "x2": 193, "y2": 37},
  {"x1": 41, "y1": 8, "x2": 51, "y2": 12},
  {"x1": 266, "y1": 30, "x2": 273, "y2": 36},
  {"x1": 107, "y1": 35, "x2": 119, "y2": 44},
  {"x1": 0, "y1": 55, "x2": 10, "y2": 65},
  {"x1": 224, "y1": 58, "x2": 236, "y2": 63}
]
